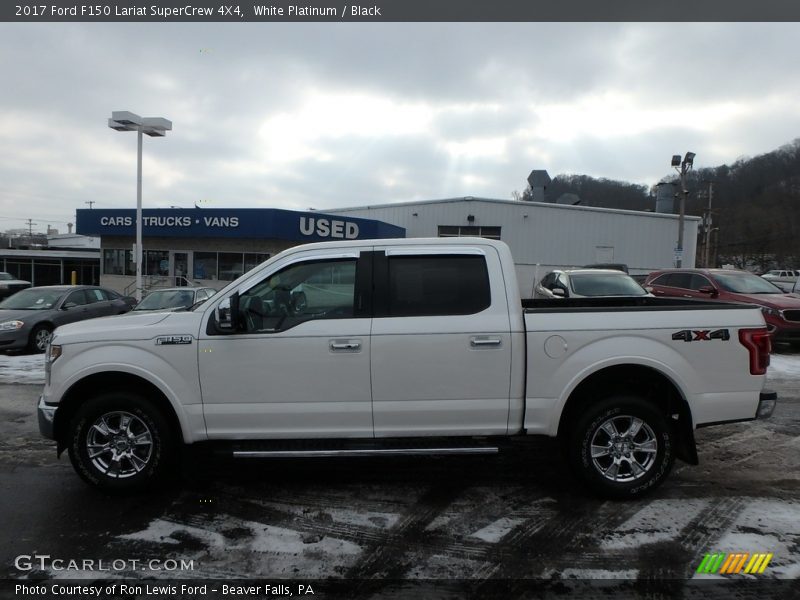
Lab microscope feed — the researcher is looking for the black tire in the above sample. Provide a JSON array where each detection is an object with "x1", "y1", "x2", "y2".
[
  {"x1": 566, "y1": 395, "x2": 674, "y2": 499},
  {"x1": 28, "y1": 324, "x2": 53, "y2": 353},
  {"x1": 67, "y1": 393, "x2": 173, "y2": 492}
]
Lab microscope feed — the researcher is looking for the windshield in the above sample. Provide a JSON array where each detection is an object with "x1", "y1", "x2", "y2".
[
  {"x1": 715, "y1": 272, "x2": 785, "y2": 294},
  {"x1": 570, "y1": 273, "x2": 648, "y2": 297},
  {"x1": 0, "y1": 273, "x2": 14, "y2": 281},
  {"x1": 0, "y1": 288, "x2": 64, "y2": 310},
  {"x1": 134, "y1": 290, "x2": 195, "y2": 310}
]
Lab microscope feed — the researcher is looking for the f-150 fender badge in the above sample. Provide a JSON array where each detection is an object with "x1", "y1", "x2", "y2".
[
  {"x1": 672, "y1": 329, "x2": 730, "y2": 342},
  {"x1": 155, "y1": 335, "x2": 194, "y2": 345}
]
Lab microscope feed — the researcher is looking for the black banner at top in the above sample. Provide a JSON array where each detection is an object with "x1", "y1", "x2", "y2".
[{"x1": 3, "y1": 0, "x2": 800, "y2": 22}]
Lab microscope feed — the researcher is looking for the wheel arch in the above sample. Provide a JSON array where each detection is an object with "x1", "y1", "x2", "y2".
[
  {"x1": 53, "y1": 372, "x2": 185, "y2": 456},
  {"x1": 556, "y1": 363, "x2": 698, "y2": 465}
]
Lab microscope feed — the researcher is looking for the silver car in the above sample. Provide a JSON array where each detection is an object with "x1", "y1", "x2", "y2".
[
  {"x1": 0, "y1": 285, "x2": 134, "y2": 352},
  {"x1": 534, "y1": 269, "x2": 650, "y2": 299},
  {"x1": 132, "y1": 287, "x2": 217, "y2": 312}
]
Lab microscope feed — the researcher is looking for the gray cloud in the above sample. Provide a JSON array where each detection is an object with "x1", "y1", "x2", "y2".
[{"x1": 1, "y1": 22, "x2": 800, "y2": 231}]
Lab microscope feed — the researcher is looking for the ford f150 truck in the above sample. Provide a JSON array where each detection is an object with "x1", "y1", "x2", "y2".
[{"x1": 38, "y1": 238, "x2": 777, "y2": 498}]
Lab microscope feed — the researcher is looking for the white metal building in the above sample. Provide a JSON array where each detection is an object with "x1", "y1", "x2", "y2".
[{"x1": 329, "y1": 197, "x2": 700, "y2": 298}]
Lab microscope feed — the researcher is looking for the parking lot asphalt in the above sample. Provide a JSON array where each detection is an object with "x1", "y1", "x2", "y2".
[{"x1": 1, "y1": 349, "x2": 798, "y2": 598}]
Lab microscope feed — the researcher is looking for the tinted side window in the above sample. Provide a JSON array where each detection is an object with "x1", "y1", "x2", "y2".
[
  {"x1": 239, "y1": 258, "x2": 357, "y2": 333},
  {"x1": 649, "y1": 274, "x2": 671, "y2": 286},
  {"x1": 387, "y1": 255, "x2": 490, "y2": 317},
  {"x1": 668, "y1": 273, "x2": 693, "y2": 289},
  {"x1": 689, "y1": 274, "x2": 712, "y2": 290},
  {"x1": 65, "y1": 290, "x2": 89, "y2": 306}
]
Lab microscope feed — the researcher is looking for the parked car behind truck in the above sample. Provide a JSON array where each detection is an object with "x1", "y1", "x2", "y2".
[
  {"x1": 39, "y1": 239, "x2": 776, "y2": 498},
  {"x1": 646, "y1": 268, "x2": 800, "y2": 345},
  {"x1": 0, "y1": 285, "x2": 134, "y2": 352}
]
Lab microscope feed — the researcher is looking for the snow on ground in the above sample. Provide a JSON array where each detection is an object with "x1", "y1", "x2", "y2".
[
  {"x1": 599, "y1": 499, "x2": 709, "y2": 550},
  {"x1": 0, "y1": 353, "x2": 45, "y2": 385},
  {"x1": 706, "y1": 499, "x2": 800, "y2": 579},
  {"x1": 470, "y1": 517, "x2": 526, "y2": 543},
  {"x1": 768, "y1": 353, "x2": 800, "y2": 379},
  {"x1": 118, "y1": 514, "x2": 363, "y2": 578}
]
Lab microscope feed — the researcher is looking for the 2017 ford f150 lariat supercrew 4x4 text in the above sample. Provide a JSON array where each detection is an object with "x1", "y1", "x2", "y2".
[{"x1": 38, "y1": 238, "x2": 777, "y2": 498}]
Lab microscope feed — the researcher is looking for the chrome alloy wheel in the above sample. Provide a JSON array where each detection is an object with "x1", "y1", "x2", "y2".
[
  {"x1": 86, "y1": 411, "x2": 153, "y2": 478},
  {"x1": 590, "y1": 415, "x2": 658, "y2": 482},
  {"x1": 35, "y1": 329, "x2": 52, "y2": 352}
]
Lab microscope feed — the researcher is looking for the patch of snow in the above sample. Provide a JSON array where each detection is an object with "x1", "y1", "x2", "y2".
[
  {"x1": 117, "y1": 513, "x2": 363, "y2": 578},
  {"x1": 768, "y1": 354, "x2": 800, "y2": 378},
  {"x1": 0, "y1": 353, "x2": 45, "y2": 385},
  {"x1": 119, "y1": 518, "x2": 227, "y2": 548},
  {"x1": 470, "y1": 517, "x2": 525, "y2": 543},
  {"x1": 558, "y1": 568, "x2": 638, "y2": 579},
  {"x1": 711, "y1": 499, "x2": 800, "y2": 579},
  {"x1": 600, "y1": 499, "x2": 709, "y2": 550},
  {"x1": 260, "y1": 501, "x2": 401, "y2": 530}
]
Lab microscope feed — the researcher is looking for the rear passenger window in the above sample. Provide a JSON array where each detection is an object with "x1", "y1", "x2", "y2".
[{"x1": 387, "y1": 255, "x2": 490, "y2": 317}]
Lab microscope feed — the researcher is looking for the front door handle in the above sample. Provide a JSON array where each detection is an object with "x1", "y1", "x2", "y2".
[
  {"x1": 330, "y1": 340, "x2": 361, "y2": 352},
  {"x1": 470, "y1": 337, "x2": 502, "y2": 348}
]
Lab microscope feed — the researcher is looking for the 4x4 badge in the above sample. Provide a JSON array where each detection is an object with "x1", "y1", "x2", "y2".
[{"x1": 672, "y1": 329, "x2": 730, "y2": 342}]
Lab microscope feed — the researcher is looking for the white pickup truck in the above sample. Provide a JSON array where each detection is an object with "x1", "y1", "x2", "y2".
[{"x1": 38, "y1": 238, "x2": 776, "y2": 498}]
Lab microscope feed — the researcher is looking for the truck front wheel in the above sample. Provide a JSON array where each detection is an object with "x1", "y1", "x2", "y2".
[
  {"x1": 67, "y1": 393, "x2": 172, "y2": 492},
  {"x1": 567, "y1": 395, "x2": 674, "y2": 499}
]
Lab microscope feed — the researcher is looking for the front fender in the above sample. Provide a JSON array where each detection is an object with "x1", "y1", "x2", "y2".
[{"x1": 49, "y1": 342, "x2": 206, "y2": 444}]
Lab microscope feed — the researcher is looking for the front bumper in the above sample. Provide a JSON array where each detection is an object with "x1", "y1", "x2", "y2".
[
  {"x1": 37, "y1": 395, "x2": 56, "y2": 439},
  {"x1": 757, "y1": 390, "x2": 777, "y2": 419}
]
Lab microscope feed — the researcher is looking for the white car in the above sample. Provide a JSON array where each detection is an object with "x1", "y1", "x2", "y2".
[
  {"x1": 761, "y1": 270, "x2": 799, "y2": 292},
  {"x1": 534, "y1": 269, "x2": 649, "y2": 299}
]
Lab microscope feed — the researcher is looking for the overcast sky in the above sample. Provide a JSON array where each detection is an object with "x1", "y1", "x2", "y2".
[{"x1": 2, "y1": 23, "x2": 800, "y2": 233}]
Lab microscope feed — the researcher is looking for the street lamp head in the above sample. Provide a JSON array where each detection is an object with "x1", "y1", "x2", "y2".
[
  {"x1": 671, "y1": 155, "x2": 682, "y2": 167},
  {"x1": 108, "y1": 113, "x2": 172, "y2": 137},
  {"x1": 109, "y1": 111, "x2": 143, "y2": 127},
  {"x1": 683, "y1": 152, "x2": 696, "y2": 167}
]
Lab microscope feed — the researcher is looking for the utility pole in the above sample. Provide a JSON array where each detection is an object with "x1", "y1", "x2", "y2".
[
  {"x1": 25, "y1": 218, "x2": 36, "y2": 237},
  {"x1": 671, "y1": 152, "x2": 695, "y2": 268},
  {"x1": 85, "y1": 200, "x2": 95, "y2": 209},
  {"x1": 702, "y1": 181, "x2": 714, "y2": 268}
]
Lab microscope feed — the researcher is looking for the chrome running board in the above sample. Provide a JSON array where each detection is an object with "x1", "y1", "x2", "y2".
[{"x1": 233, "y1": 447, "x2": 499, "y2": 458}]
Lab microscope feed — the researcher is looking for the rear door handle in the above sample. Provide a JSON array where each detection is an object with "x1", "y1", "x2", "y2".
[{"x1": 470, "y1": 337, "x2": 502, "y2": 348}]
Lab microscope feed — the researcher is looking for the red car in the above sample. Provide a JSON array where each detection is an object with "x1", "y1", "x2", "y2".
[{"x1": 645, "y1": 268, "x2": 800, "y2": 345}]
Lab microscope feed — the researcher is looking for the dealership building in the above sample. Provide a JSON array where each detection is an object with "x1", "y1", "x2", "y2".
[
  {"x1": 75, "y1": 207, "x2": 404, "y2": 295},
  {"x1": 76, "y1": 198, "x2": 698, "y2": 298}
]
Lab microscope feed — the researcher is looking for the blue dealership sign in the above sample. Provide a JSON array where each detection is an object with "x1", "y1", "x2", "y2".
[{"x1": 76, "y1": 208, "x2": 405, "y2": 241}]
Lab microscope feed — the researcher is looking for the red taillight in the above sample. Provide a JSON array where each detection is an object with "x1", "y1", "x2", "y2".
[{"x1": 739, "y1": 327, "x2": 771, "y2": 375}]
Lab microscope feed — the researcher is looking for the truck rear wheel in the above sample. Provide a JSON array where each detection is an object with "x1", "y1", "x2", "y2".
[
  {"x1": 67, "y1": 393, "x2": 172, "y2": 492},
  {"x1": 567, "y1": 395, "x2": 674, "y2": 499}
]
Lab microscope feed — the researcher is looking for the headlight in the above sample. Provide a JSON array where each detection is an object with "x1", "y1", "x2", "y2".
[
  {"x1": 760, "y1": 306, "x2": 780, "y2": 317},
  {"x1": 0, "y1": 320, "x2": 24, "y2": 331},
  {"x1": 47, "y1": 344, "x2": 62, "y2": 362}
]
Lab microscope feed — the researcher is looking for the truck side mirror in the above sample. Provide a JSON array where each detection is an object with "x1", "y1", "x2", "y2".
[{"x1": 215, "y1": 292, "x2": 240, "y2": 331}]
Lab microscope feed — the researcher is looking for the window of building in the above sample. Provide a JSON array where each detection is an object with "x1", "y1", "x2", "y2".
[
  {"x1": 145, "y1": 250, "x2": 169, "y2": 276},
  {"x1": 102, "y1": 249, "x2": 134, "y2": 276},
  {"x1": 387, "y1": 255, "x2": 491, "y2": 317},
  {"x1": 437, "y1": 225, "x2": 501, "y2": 240},
  {"x1": 194, "y1": 252, "x2": 218, "y2": 280},
  {"x1": 244, "y1": 253, "x2": 270, "y2": 273},
  {"x1": 218, "y1": 253, "x2": 244, "y2": 281}
]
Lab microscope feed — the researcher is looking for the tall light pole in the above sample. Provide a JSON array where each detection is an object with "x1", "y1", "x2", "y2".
[
  {"x1": 671, "y1": 152, "x2": 695, "y2": 267},
  {"x1": 108, "y1": 111, "x2": 172, "y2": 302}
]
